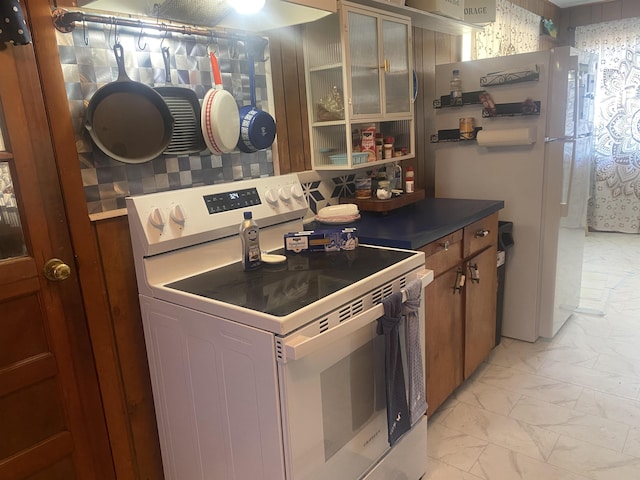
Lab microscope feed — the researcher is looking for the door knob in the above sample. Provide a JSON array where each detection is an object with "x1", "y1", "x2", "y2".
[{"x1": 44, "y1": 258, "x2": 71, "y2": 281}]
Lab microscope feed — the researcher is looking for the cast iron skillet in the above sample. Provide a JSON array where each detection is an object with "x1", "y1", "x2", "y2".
[
  {"x1": 155, "y1": 46, "x2": 205, "y2": 155},
  {"x1": 85, "y1": 43, "x2": 174, "y2": 164}
]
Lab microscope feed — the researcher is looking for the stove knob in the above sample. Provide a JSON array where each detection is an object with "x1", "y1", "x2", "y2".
[
  {"x1": 170, "y1": 204, "x2": 186, "y2": 225},
  {"x1": 264, "y1": 189, "x2": 279, "y2": 205},
  {"x1": 291, "y1": 184, "x2": 304, "y2": 201},
  {"x1": 278, "y1": 188, "x2": 291, "y2": 203},
  {"x1": 149, "y1": 207, "x2": 166, "y2": 230}
]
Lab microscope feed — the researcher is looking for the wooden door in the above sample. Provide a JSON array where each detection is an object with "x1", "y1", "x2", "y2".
[
  {"x1": 464, "y1": 246, "x2": 497, "y2": 379},
  {"x1": 0, "y1": 42, "x2": 113, "y2": 479},
  {"x1": 424, "y1": 267, "x2": 464, "y2": 415}
]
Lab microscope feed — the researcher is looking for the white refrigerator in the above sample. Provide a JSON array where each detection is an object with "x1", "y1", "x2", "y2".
[{"x1": 433, "y1": 47, "x2": 597, "y2": 342}]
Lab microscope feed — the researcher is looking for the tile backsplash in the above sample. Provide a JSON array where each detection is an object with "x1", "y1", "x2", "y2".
[{"x1": 57, "y1": 23, "x2": 274, "y2": 214}]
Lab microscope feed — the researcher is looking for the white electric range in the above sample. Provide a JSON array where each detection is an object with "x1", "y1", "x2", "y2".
[{"x1": 126, "y1": 174, "x2": 432, "y2": 480}]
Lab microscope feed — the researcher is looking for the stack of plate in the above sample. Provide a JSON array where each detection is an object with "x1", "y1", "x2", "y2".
[{"x1": 315, "y1": 204, "x2": 360, "y2": 225}]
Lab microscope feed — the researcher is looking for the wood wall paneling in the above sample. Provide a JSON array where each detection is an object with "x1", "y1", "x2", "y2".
[
  {"x1": 268, "y1": 26, "x2": 312, "y2": 174},
  {"x1": 602, "y1": 1, "x2": 623, "y2": 22},
  {"x1": 621, "y1": 0, "x2": 640, "y2": 18},
  {"x1": 560, "y1": 0, "x2": 640, "y2": 46},
  {"x1": 560, "y1": 0, "x2": 640, "y2": 28},
  {"x1": 93, "y1": 216, "x2": 164, "y2": 480}
]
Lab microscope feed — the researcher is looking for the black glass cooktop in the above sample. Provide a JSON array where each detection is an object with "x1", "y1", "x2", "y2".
[{"x1": 166, "y1": 246, "x2": 415, "y2": 317}]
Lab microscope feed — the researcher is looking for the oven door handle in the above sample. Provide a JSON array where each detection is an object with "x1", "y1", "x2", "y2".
[
  {"x1": 283, "y1": 303, "x2": 386, "y2": 361},
  {"x1": 282, "y1": 269, "x2": 433, "y2": 361}
]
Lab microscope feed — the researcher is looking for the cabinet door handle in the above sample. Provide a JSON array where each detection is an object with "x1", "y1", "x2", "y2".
[
  {"x1": 440, "y1": 240, "x2": 450, "y2": 251},
  {"x1": 475, "y1": 229, "x2": 490, "y2": 238},
  {"x1": 468, "y1": 263, "x2": 480, "y2": 283},
  {"x1": 453, "y1": 269, "x2": 465, "y2": 294},
  {"x1": 380, "y1": 59, "x2": 390, "y2": 73}
]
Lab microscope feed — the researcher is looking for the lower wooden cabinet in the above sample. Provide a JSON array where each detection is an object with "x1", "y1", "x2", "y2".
[
  {"x1": 424, "y1": 266, "x2": 464, "y2": 414},
  {"x1": 464, "y1": 245, "x2": 498, "y2": 378},
  {"x1": 420, "y1": 212, "x2": 499, "y2": 414}
]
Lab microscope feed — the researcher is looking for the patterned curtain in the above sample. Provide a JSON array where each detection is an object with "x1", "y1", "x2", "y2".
[
  {"x1": 0, "y1": 0, "x2": 32, "y2": 46},
  {"x1": 473, "y1": 0, "x2": 540, "y2": 59},
  {"x1": 576, "y1": 19, "x2": 640, "y2": 233}
]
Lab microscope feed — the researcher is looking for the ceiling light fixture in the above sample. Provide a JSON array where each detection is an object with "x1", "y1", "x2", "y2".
[{"x1": 229, "y1": 0, "x2": 266, "y2": 15}]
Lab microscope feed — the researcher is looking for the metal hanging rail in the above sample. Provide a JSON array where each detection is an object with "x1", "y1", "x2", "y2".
[{"x1": 51, "y1": 8, "x2": 268, "y2": 54}]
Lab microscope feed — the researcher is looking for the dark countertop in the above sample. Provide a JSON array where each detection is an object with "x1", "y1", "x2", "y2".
[{"x1": 309, "y1": 197, "x2": 504, "y2": 250}]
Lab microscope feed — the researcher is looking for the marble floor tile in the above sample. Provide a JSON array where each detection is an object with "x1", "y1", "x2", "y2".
[
  {"x1": 469, "y1": 443, "x2": 591, "y2": 480},
  {"x1": 509, "y1": 395, "x2": 630, "y2": 452},
  {"x1": 441, "y1": 402, "x2": 559, "y2": 462},
  {"x1": 555, "y1": 312, "x2": 613, "y2": 340},
  {"x1": 478, "y1": 364, "x2": 584, "y2": 407},
  {"x1": 537, "y1": 359, "x2": 640, "y2": 400},
  {"x1": 428, "y1": 396, "x2": 458, "y2": 426},
  {"x1": 453, "y1": 380, "x2": 522, "y2": 415},
  {"x1": 625, "y1": 427, "x2": 640, "y2": 458},
  {"x1": 592, "y1": 351, "x2": 640, "y2": 378},
  {"x1": 425, "y1": 458, "x2": 484, "y2": 480},
  {"x1": 427, "y1": 423, "x2": 488, "y2": 471},
  {"x1": 548, "y1": 435, "x2": 640, "y2": 480},
  {"x1": 573, "y1": 388, "x2": 640, "y2": 428},
  {"x1": 485, "y1": 341, "x2": 548, "y2": 374}
]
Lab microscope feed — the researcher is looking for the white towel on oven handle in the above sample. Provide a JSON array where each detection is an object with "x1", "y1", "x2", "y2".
[{"x1": 402, "y1": 279, "x2": 428, "y2": 425}]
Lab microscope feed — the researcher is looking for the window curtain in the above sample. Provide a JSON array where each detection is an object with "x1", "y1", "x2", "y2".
[
  {"x1": 576, "y1": 19, "x2": 640, "y2": 233},
  {"x1": 473, "y1": 0, "x2": 540, "y2": 59}
]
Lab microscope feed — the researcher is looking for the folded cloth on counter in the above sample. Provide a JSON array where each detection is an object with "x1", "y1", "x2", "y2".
[
  {"x1": 377, "y1": 292, "x2": 411, "y2": 446},
  {"x1": 402, "y1": 279, "x2": 428, "y2": 425}
]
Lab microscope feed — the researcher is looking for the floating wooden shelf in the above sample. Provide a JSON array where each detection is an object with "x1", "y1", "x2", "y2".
[{"x1": 341, "y1": 189, "x2": 425, "y2": 212}]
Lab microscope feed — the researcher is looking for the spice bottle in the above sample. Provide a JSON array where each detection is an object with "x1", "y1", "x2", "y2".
[
  {"x1": 450, "y1": 69, "x2": 462, "y2": 106},
  {"x1": 405, "y1": 166, "x2": 415, "y2": 193},
  {"x1": 240, "y1": 211, "x2": 262, "y2": 271},
  {"x1": 375, "y1": 133, "x2": 384, "y2": 161}
]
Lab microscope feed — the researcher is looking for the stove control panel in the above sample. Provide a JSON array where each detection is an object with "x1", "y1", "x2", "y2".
[{"x1": 126, "y1": 174, "x2": 309, "y2": 257}]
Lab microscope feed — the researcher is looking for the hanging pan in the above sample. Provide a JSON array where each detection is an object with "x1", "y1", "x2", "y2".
[
  {"x1": 237, "y1": 54, "x2": 277, "y2": 153},
  {"x1": 85, "y1": 43, "x2": 174, "y2": 163},
  {"x1": 154, "y1": 46, "x2": 206, "y2": 155},
  {"x1": 201, "y1": 51, "x2": 240, "y2": 154}
]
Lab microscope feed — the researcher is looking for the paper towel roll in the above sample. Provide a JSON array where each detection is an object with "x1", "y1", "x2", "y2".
[{"x1": 476, "y1": 127, "x2": 537, "y2": 147}]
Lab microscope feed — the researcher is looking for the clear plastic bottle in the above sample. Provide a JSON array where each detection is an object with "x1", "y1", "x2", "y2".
[
  {"x1": 450, "y1": 69, "x2": 462, "y2": 106},
  {"x1": 240, "y1": 211, "x2": 262, "y2": 271}
]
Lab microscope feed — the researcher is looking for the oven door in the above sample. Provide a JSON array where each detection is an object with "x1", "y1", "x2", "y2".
[{"x1": 278, "y1": 303, "x2": 396, "y2": 480}]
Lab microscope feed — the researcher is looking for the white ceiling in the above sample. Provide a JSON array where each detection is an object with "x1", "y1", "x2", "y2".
[{"x1": 548, "y1": 0, "x2": 610, "y2": 7}]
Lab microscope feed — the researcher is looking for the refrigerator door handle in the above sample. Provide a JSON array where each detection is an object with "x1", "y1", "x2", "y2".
[
  {"x1": 560, "y1": 143, "x2": 576, "y2": 218},
  {"x1": 545, "y1": 136, "x2": 575, "y2": 143}
]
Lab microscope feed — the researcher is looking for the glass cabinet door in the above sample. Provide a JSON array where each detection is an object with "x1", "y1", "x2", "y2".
[
  {"x1": 348, "y1": 11, "x2": 381, "y2": 116},
  {"x1": 0, "y1": 106, "x2": 27, "y2": 261},
  {"x1": 382, "y1": 19, "x2": 410, "y2": 115}
]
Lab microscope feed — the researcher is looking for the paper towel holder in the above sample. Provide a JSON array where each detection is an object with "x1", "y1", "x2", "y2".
[{"x1": 476, "y1": 126, "x2": 537, "y2": 148}]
